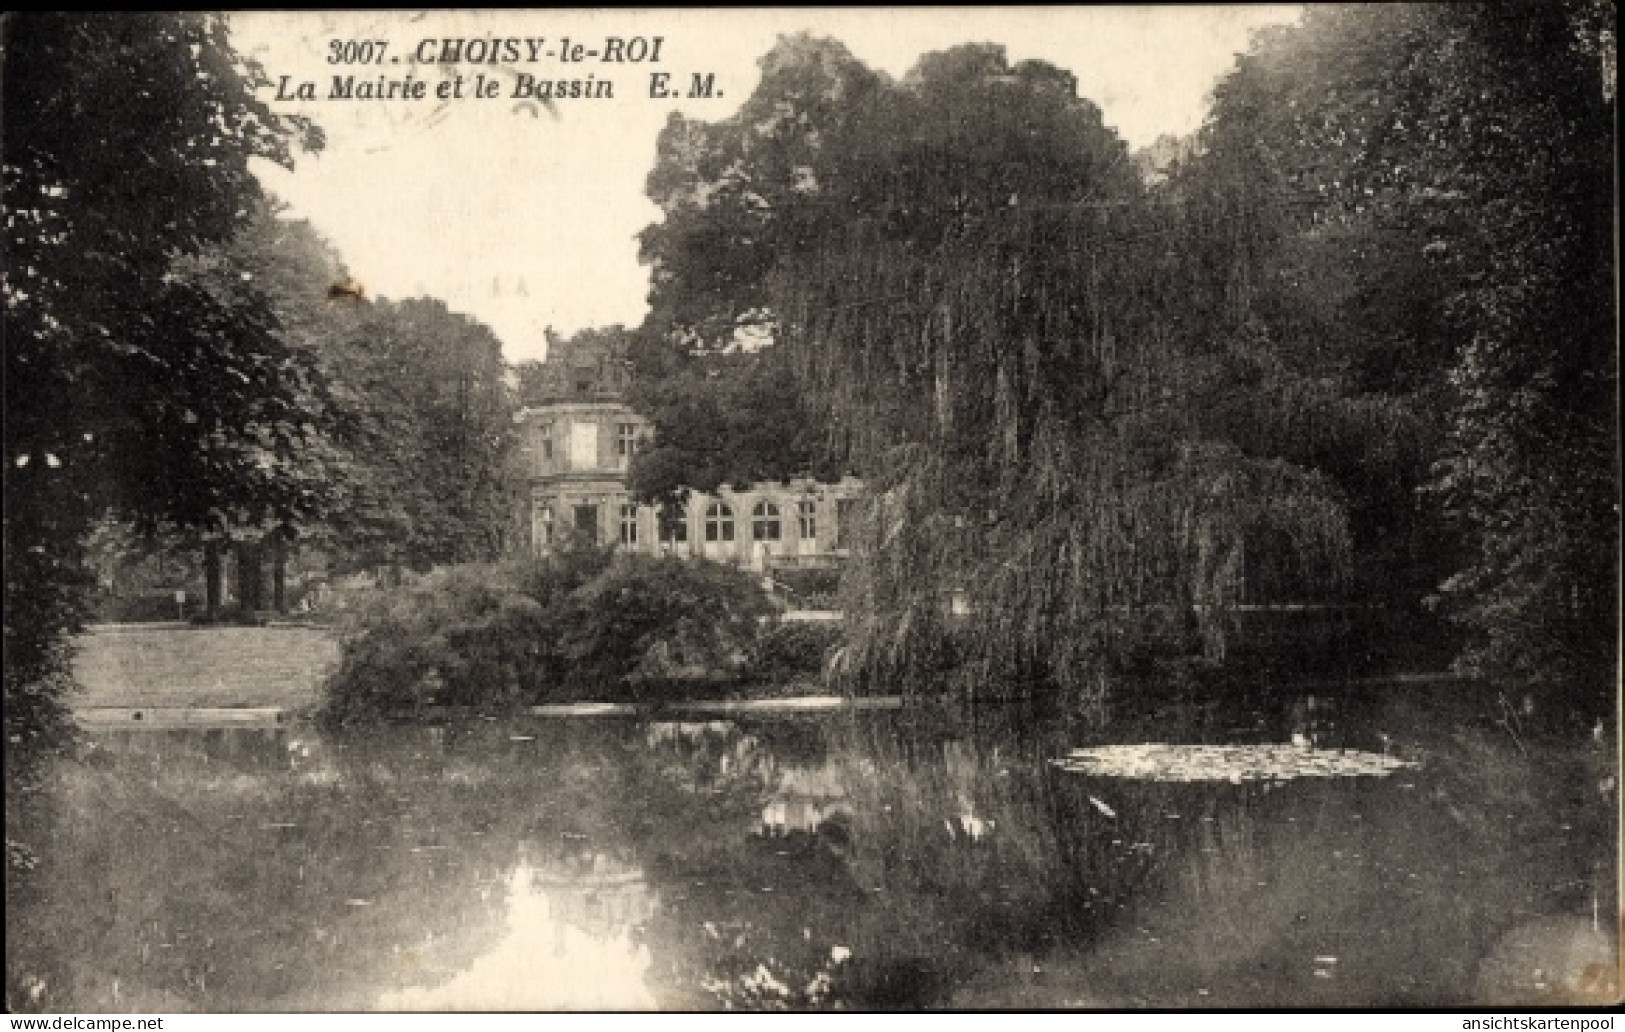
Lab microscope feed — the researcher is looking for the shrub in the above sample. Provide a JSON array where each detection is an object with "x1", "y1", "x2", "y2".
[
  {"x1": 746, "y1": 620, "x2": 845, "y2": 684},
  {"x1": 317, "y1": 562, "x2": 524, "y2": 725},
  {"x1": 557, "y1": 556, "x2": 774, "y2": 694},
  {"x1": 317, "y1": 545, "x2": 779, "y2": 724}
]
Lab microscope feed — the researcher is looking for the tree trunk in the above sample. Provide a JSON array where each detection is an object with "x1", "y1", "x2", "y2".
[
  {"x1": 203, "y1": 540, "x2": 222, "y2": 621},
  {"x1": 270, "y1": 531, "x2": 288, "y2": 613},
  {"x1": 236, "y1": 539, "x2": 265, "y2": 614}
]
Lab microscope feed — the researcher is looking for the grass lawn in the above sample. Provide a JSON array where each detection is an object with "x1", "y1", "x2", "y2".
[{"x1": 70, "y1": 624, "x2": 341, "y2": 710}]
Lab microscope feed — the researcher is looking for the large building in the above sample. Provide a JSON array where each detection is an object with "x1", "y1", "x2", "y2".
[{"x1": 515, "y1": 336, "x2": 863, "y2": 571}]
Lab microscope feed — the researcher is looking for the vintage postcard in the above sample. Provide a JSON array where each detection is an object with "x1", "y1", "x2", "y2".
[{"x1": 4, "y1": 7, "x2": 1618, "y2": 1016}]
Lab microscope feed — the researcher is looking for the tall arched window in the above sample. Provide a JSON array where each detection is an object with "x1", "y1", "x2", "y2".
[
  {"x1": 752, "y1": 501, "x2": 782, "y2": 541},
  {"x1": 619, "y1": 504, "x2": 639, "y2": 545},
  {"x1": 797, "y1": 499, "x2": 817, "y2": 540},
  {"x1": 704, "y1": 502, "x2": 734, "y2": 542}
]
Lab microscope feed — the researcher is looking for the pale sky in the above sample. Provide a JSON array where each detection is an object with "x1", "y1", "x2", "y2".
[{"x1": 233, "y1": 8, "x2": 1300, "y2": 363}]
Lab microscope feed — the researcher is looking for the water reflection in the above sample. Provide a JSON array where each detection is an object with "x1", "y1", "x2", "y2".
[
  {"x1": 6, "y1": 687, "x2": 1617, "y2": 1011},
  {"x1": 761, "y1": 763, "x2": 851, "y2": 838},
  {"x1": 377, "y1": 852, "x2": 656, "y2": 1010}
]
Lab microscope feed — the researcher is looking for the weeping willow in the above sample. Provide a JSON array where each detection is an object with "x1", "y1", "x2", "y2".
[
  {"x1": 771, "y1": 200, "x2": 1351, "y2": 712},
  {"x1": 635, "y1": 40, "x2": 1361, "y2": 715}
]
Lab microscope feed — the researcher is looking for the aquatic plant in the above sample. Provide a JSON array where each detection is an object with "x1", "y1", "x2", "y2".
[{"x1": 1050, "y1": 743, "x2": 1417, "y2": 782}]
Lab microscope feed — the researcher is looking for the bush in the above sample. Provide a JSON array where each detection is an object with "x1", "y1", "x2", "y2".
[
  {"x1": 318, "y1": 549, "x2": 604, "y2": 725},
  {"x1": 558, "y1": 556, "x2": 774, "y2": 691},
  {"x1": 745, "y1": 620, "x2": 845, "y2": 684},
  {"x1": 317, "y1": 545, "x2": 780, "y2": 725}
]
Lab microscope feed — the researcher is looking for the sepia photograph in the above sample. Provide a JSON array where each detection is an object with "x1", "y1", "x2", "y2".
[{"x1": 3, "y1": 6, "x2": 1619, "y2": 1015}]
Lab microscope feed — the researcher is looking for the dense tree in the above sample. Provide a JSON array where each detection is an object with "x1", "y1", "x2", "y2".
[
  {"x1": 37, "y1": 192, "x2": 519, "y2": 635},
  {"x1": 4, "y1": 13, "x2": 324, "y2": 743},
  {"x1": 637, "y1": 16, "x2": 1615, "y2": 717},
  {"x1": 1150, "y1": 14, "x2": 1472, "y2": 662},
  {"x1": 326, "y1": 297, "x2": 517, "y2": 571},
  {"x1": 1186, "y1": 3, "x2": 1617, "y2": 716},
  {"x1": 156, "y1": 200, "x2": 360, "y2": 616},
  {"x1": 639, "y1": 36, "x2": 890, "y2": 349},
  {"x1": 638, "y1": 37, "x2": 1354, "y2": 711},
  {"x1": 205, "y1": 208, "x2": 518, "y2": 578},
  {"x1": 624, "y1": 333, "x2": 849, "y2": 514}
]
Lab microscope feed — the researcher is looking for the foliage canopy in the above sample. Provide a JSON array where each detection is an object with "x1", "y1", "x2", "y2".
[
  {"x1": 638, "y1": 36, "x2": 1360, "y2": 709},
  {"x1": 3, "y1": 13, "x2": 321, "y2": 744}
]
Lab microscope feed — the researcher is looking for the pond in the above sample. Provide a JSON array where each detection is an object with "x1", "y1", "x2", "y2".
[{"x1": 6, "y1": 684, "x2": 1617, "y2": 1011}]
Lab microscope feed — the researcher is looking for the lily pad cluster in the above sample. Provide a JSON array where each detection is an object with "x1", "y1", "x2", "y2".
[{"x1": 1051, "y1": 743, "x2": 1417, "y2": 782}]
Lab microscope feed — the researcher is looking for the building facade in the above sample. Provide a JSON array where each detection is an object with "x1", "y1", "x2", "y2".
[{"x1": 516, "y1": 337, "x2": 863, "y2": 571}]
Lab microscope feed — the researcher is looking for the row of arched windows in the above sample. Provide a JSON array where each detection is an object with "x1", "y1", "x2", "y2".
[
  {"x1": 536, "y1": 498, "x2": 823, "y2": 548},
  {"x1": 697, "y1": 500, "x2": 817, "y2": 543}
]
